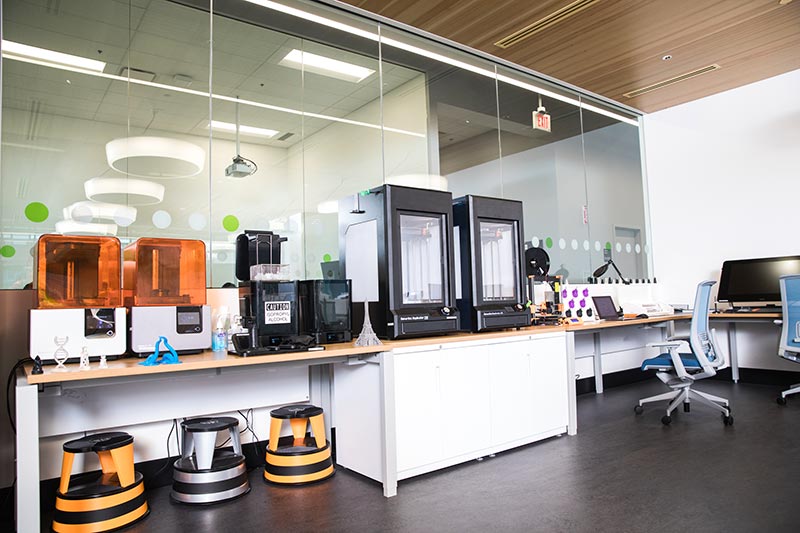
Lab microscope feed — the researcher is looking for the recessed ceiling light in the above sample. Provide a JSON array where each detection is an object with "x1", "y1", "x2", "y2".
[
  {"x1": 279, "y1": 49, "x2": 375, "y2": 83},
  {"x1": 1, "y1": 40, "x2": 106, "y2": 72},
  {"x1": 208, "y1": 120, "x2": 279, "y2": 138}
]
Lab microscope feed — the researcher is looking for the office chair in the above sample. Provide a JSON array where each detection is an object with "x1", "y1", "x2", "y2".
[
  {"x1": 634, "y1": 280, "x2": 733, "y2": 425},
  {"x1": 776, "y1": 274, "x2": 800, "y2": 405}
]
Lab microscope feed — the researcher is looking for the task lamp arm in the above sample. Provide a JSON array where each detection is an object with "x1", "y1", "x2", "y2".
[{"x1": 592, "y1": 259, "x2": 632, "y2": 285}]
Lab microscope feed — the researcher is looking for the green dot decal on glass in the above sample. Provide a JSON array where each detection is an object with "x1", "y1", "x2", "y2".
[
  {"x1": 323, "y1": 253, "x2": 332, "y2": 262},
  {"x1": 24, "y1": 202, "x2": 49, "y2": 223},
  {"x1": 0, "y1": 245, "x2": 15, "y2": 258},
  {"x1": 545, "y1": 237, "x2": 553, "y2": 249},
  {"x1": 605, "y1": 241, "x2": 612, "y2": 250},
  {"x1": 222, "y1": 215, "x2": 240, "y2": 232}
]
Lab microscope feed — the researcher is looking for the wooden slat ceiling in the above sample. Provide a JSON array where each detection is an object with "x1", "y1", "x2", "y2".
[{"x1": 339, "y1": 0, "x2": 800, "y2": 113}]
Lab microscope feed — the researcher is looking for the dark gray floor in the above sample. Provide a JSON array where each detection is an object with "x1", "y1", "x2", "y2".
[{"x1": 79, "y1": 380, "x2": 800, "y2": 531}]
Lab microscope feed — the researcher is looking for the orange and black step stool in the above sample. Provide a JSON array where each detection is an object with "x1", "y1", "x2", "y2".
[
  {"x1": 171, "y1": 416, "x2": 250, "y2": 504},
  {"x1": 52, "y1": 431, "x2": 148, "y2": 533},
  {"x1": 264, "y1": 404, "x2": 334, "y2": 485}
]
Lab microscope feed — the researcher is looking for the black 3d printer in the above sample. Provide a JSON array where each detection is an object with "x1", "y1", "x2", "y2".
[
  {"x1": 231, "y1": 230, "x2": 352, "y2": 355},
  {"x1": 231, "y1": 230, "x2": 307, "y2": 356},
  {"x1": 453, "y1": 195, "x2": 529, "y2": 332},
  {"x1": 339, "y1": 184, "x2": 460, "y2": 339}
]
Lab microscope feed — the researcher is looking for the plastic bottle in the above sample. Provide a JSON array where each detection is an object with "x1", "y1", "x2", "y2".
[{"x1": 212, "y1": 307, "x2": 229, "y2": 352}]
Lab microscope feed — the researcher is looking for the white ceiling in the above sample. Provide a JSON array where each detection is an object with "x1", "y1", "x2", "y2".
[{"x1": 2, "y1": 0, "x2": 421, "y2": 147}]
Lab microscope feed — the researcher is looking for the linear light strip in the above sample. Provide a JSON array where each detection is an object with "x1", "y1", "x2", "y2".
[
  {"x1": 1, "y1": 39, "x2": 106, "y2": 72},
  {"x1": 2, "y1": 54, "x2": 425, "y2": 138},
  {"x1": 245, "y1": 0, "x2": 639, "y2": 126}
]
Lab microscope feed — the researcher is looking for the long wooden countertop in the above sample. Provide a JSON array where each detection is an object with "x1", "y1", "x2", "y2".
[
  {"x1": 24, "y1": 310, "x2": 776, "y2": 385},
  {"x1": 23, "y1": 324, "x2": 567, "y2": 385}
]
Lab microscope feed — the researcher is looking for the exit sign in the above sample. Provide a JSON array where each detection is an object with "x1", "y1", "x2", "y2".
[{"x1": 533, "y1": 111, "x2": 551, "y2": 132}]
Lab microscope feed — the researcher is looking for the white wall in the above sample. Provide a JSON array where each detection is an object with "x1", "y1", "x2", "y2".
[{"x1": 644, "y1": 68, "x2": 800, "y2": 371}]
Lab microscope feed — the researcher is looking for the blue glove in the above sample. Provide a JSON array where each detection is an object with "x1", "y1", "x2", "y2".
[{"x1": 139, "y1": 336, "x2": 182, "y2": 366}]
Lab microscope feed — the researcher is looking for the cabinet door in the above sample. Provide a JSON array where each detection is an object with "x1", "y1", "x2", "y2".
[
  {"x1": 394, "y1": 350, "x2": 444, "y2": 472},
  {"x1": 489, "y1": 340, "x2": 535, "y2": 446},
  {"x1": 439, "y1": 344, "x2": 491, "y2": 457},
  {"x1": 528, "y1": 336, "x2": 569, "y2": 435}
]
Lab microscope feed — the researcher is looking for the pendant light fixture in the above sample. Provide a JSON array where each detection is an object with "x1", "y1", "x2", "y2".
[
  {"x1": 84, "y1": 177, "x2": 165, "y2": 205},
  {"x1": 105, "y1": 136, "x2": 205, "y2": 179}
]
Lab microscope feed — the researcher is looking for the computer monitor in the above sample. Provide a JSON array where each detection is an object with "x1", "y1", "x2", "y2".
[{"x1": 717, "y1": 255, "x2": 800, "y2": 305}]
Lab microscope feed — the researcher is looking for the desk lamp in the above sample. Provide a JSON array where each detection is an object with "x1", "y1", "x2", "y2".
[{"x1": 592, "y1": 258, "x2": 632, "y2": 285}]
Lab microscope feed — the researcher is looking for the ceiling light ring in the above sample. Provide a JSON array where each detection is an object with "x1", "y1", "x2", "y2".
[{"x1": 105, "y1": 136, "x2": 205, "y2": 179}]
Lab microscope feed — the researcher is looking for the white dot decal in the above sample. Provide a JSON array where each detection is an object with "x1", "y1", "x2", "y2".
[
  {"x1": 189, "y1": 212, "x2": 207, "y2": 231},
  {"x1": 531, "y1": 236, "x2": 540, "y2": 247},
  {"x1": 635, "y1": 244, "x2": 641, "y2": 254},
  {"x1": 594, "y1": 241, "x2": 601, "y2": 252},
  {"x1": 626, "y1": 243, "x2": 632, "y2": 253},
  {"x1": 558, "y1": 238, "x2": 566, "y2": 250},
  {"x1": 571, "y1": 239, "x2": 578, "y2": 250},
  {"x1": 615, "y1": 242, "x2": 622, "y2": 253},
  {"x1": 152, "y1": 210, "x2": 172, "y2": 229},
  {"x1": 583, "y1": 240, "x2": 590, "y2": 251}
]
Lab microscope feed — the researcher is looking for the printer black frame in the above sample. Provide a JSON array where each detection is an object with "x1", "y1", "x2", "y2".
[
  {"x1": 339, "y1": 184, "x2": 460, "y2": 339},
  {"x1": 453, "y1": 195, "x2": 528, "y2": 332}
]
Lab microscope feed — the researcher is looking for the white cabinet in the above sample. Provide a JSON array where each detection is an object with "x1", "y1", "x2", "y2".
[
  {"x1": 392, "y1": 332, "x2": 568, "y2": 479},
  {"x1": 394, "y1": 349, "x2": 445, "y2": 472},
  {"x1": 394, "y1": 344, "x2": 490, "y2": 473},
  {"x1": 489, "y1": 335, "x2": 569, "y2": 447},
  {"x1": 489, "y1": 340, "x2": 537, "y2": 446},
  {"x1": 528, "y1": 335, "x2": 569, "y2": 435}
]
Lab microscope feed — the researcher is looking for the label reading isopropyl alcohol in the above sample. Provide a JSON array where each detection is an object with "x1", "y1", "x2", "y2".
[{"x1": 264, "y1": 301, "x2": 291, "y2": 324}]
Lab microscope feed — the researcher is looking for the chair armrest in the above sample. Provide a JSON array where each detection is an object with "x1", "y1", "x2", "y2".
[
  {"x1": 667, "y1": 349, "x2": 691, "y2": 379},
  {"x1": 666, "y1": 334, "x2": 690, "y2": 342},
  {"x1": 647, "y1": 342, "x2": 684, "y2": 350}
]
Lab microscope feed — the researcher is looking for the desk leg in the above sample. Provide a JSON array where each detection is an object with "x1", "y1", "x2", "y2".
[
  {"x1": 379, "y1": 352, "x2": 398, "y2": 497},
  {"x1": 728, "y1": 322, "x2": 739, "y2": 383},
  {"x1": 566, "y1": 332, "x2": 577, "y2": 436},
  {"x1": 593, "y1": 332, "x2": 604, "y2": 394},
  {"x1": 16, "y1": 370, "x2": 40, "y2": 533}
]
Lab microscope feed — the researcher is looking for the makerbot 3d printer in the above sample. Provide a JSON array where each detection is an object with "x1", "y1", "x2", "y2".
[
  {"x1": 339, "y1": 184, "x2": 460, "y2": 339},
  {"x1": 453, "y1": 195, "x2": 529, "y2": 332}
]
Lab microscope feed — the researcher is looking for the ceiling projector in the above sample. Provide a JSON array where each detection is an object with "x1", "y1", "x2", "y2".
[{"x1": 225, "y1": 155, "x2": 257, "y2": 178}]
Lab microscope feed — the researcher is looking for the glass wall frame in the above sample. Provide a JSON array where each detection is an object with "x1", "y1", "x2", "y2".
[{"x1": 0, "y1": 0, "x2": 648, "y2": 288}]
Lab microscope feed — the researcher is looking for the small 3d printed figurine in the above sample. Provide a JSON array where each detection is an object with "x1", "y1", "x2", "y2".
[{"x1": 355, "y1": 301, "x2": 382, "y2": 347}]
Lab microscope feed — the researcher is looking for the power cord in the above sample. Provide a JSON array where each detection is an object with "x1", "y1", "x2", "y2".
[
  {"x1": 147, "y1": 419, "x2": 178, "y2": 485},
  {"x1": 238, "y1": 409, "x2": 264, "y2": 469},
  {"x1": 6, "y1": 358, "x2": 32, "y2": 434}
]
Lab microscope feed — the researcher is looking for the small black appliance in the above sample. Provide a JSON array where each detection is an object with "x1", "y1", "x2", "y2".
[{"x1": 299, "y1": 280, "x2": 352, "y2": 344}]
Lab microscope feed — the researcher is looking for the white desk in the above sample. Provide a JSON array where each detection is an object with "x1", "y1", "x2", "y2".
[
  {"x1": 566, "y1": 315, "x2": 690, "y2": 393},
  {"x1": 710, "y1": 312, "x2": 782, "y2": 382}
]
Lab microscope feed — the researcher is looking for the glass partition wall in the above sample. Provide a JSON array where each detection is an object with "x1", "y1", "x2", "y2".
[{"x1": 0, "y1": 0, "x2": 647, "y2": 288}]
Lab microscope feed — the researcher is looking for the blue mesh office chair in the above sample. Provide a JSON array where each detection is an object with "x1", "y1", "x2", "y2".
[
  {"x1": 634, "y1": 280, "x2": 733, "y2": 426},
  {"x1": 776, "y1": 274, "x2": 800, "y2": 405}
]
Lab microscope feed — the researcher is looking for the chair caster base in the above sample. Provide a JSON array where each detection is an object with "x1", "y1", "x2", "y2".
[
  {"x1": 661, "y1": 415, "x2": 672, "y2": 425},
  {"x1": 777, "y1": 396, "x2": 787, "y2": 406},
  {"x1": 634, "y1": 405, "x2": 643, "y2": 415},
  {"x1": 722, "y1": 414, "x2": 734, "y2": 426},
  {"x1": 683, "y1": 402, "x2": 690, "y2": 412}
]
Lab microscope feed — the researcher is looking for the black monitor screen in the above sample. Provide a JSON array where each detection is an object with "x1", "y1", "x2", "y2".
[{"x1": 717, "y1": 256, "x2": 800, "y2": 303}]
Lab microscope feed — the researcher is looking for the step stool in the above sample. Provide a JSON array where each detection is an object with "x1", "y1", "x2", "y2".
[
  {"x1": 52, "y1": 432, "x2": 148, "y2": 532},
  {"x1": 171, "y1": 416, "x2": 250, "y2": 504},
  {"x1": 264, "y1": 404, "x2": 334, "y2": 485}
]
